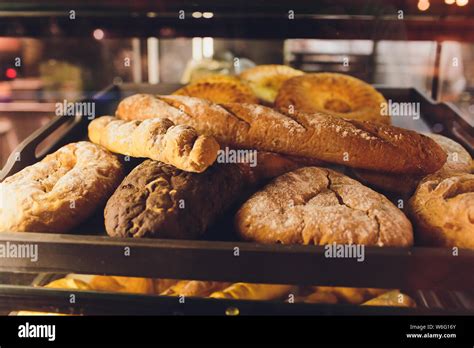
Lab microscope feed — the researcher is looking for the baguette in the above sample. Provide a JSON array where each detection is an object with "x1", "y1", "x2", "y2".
[
  {"x1": 88, "y1": 116, "x2": 219, "y2": 173},
  {"x1": 116, "y1": 94, "x2": 446, "y2": 175}
]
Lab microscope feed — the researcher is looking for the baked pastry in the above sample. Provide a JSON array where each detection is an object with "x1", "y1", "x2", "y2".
[
  {"x1": 104, "y1": 160, "x2": 244, "y2": 239},
  {"x1": 309, "y1": 287, "x2": 387, "y2": 305},
  {"x1": 116, "y1": 95, "x2": 446, "y2": 175},
  {"x1": 409, "y1": 171, "x2": 474, "y2": 249},
  {"x1": 173, "y1": 77, "x2": 258, "y2": 104},
  {"x1": 89, "y1": 276, "x2": 155, "y2": 294},
  {"x1": 236, "y1": 167, "x2": 413, "y2": 246},
  {"x1": 239, "y1": 65, "x2": 304, "y2": 103},
  {"x1": 0, "y1": 142, "x2": 123, "y2": 233},
  {"x1": 161, "y1": 281, "x2": 231, "y2": 297},
  {"x1": 88, "y1": 116, "x2": 219, "y2": 173},
  {"x1": 45, "y1": 278, "x2": 92, "y2": 290},
  {"x1": 362, "y1": 290, "x2": 416, "y2": 307},
  {"x1": 352, "y1": 133, "x2": 472, "y2": 195},
  {"x1": 275, "y1": 72, "x2": 390, "y2": 124},
  {"x1": 209, "y1": 283, "x2": 293, "y2": 300}
]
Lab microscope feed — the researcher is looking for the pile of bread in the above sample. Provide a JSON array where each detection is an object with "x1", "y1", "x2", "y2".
[{"x1": 1, "y1": 65, "x2": 473, "y2": 309}]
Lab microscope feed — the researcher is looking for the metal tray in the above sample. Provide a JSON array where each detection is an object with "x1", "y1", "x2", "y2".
[{"x1": 1, "y1": 84, "x2": 473, "y2": 293}]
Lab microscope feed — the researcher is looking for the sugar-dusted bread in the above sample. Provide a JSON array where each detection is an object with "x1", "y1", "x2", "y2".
[
  {"x1": 104, "y1": 160, "x2": 244, "y2": 239},
  {"x1": 235, "y1": 167, "x2": 413, "y2": 246},
  {"x1": 0, "y1": 141, "x2": 123, "y2": 233},
  {"x1": 116, "y1": 94, "x2": 446, "y2": 175},
  {"x1": 409, "y1": 171, "x2": 474, "y2": 249},
  {"x1": 88, "y1": 116, "x2": 220, "y2": 173},
  {"x1": 275, "y1": 72, "x2": 390, "y2": 124}
]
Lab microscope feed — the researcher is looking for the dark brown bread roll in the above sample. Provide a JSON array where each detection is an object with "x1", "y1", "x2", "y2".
[{"x1": 104, "y1": 160, "x2": 244, "y2": 239}]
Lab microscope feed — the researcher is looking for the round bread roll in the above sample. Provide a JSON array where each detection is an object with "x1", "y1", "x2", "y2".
[
  {"x1": 173, "y1": 78, "x2": 259, "y2": 104},
  {"x1": 409, "y1": 171, "x2": 474, "y2": 249},
  {"x1": 236, "y1": 167, "x2": 413, "y2": 246},
  {"x1": 275, "y1": 73, "x2": 390, "y2": 124},
  {"x1": 0, "y1": 141, "x2": 124, "y2": 233},
  {"x1": 352, "y1": 133, "x2": 472, "y2": 195},
  {"x1": 239, "y1": 64, "x2": 304, "y2": 103}
]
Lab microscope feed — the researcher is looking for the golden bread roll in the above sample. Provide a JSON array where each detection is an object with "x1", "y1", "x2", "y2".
[
  {"x1": 236, "y1": 167, "x2": 413, "y2": 246},
  {"x1": 154, "y1": 279, "x2": 180, "y2": 294},
  {"x1": 173, "y1": 79, "x2": 258, "y2": 104},
  {"x1": 89, "y1": 276, "x2": 155, "y2": 294},
  {"x1": 45, "y1": 278, "x2": 92, "y2": 290},
  {"x1": 209, "y1": 283, "x2": 293, "y2": 301},
  {"x1": 311, "y1": 287, "x2": 387, "y2": 305},
  {"x1": 352, "y1": 133, "x2": 472, "y2": 195},
  {"x1": 88, "y1": 116, "x2": 219, "y2": 173},
  {"x1": 116, "y1": 94, "x2": 446, "y2": 175},
  {"x1": 409, "y1": 171, "x2": 474, "y2": 249},
  {"x1": 239, "y1": 65, "x2": 304, "y2": 103},
  {"x1": 161, "y1": 280, "x2": 231, "y2": 297},
  {"x1": 0, "y1": 141, "x2": 123, "y2": 233},
  {"x1": 362, "y1": 290, "x2": 416, "y2": 307},
  {"x1": 275, "y1": 72, "x2": 390, "y2": 124}
]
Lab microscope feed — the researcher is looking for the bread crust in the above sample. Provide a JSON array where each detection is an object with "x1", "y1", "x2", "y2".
[
  {"x1": 239, "y1": 64, "x2": 304, "y2": 103},
  {"x1": 409, "y1": 171, "x2": 474, "y2": 249},
  {"x1": 352, "y1": 133, "x2": 471, "y2": 194},
  {"x1": 88, "y1": 116, "x2": 219, "y2": 173},
  {"x1": 104, "y1": 160, "x2": 244, "y2": 239},
  {"x1": 235, "y1": 167, "x2": 413, "y2": 246},
  {"x1": 275, "y1": 73, "x2": 390, "y2": 124},
  {"x1": 116, "y1": 94, "x2": 446, "y2": 175},
  {"x1": 173, "y1": 79, "x2": 258, "y2": 104},
  {"x1": 0, "y1": 141, "x2": 124, "y2": 233}
]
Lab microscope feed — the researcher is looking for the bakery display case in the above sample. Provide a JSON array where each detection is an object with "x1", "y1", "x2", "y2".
[{"x1": 0, "y1": 0, "x2": 474, "y2": 328}]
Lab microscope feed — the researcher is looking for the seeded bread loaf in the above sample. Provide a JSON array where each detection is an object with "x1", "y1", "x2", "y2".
[{"x1": 116, "y1": 94, "x2": 446, "y2": 175}]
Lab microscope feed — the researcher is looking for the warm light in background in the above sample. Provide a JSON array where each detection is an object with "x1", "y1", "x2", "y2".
[
  {"x1": 445, "y1": 0, "x2": 456, "y2": 4},
  {"x1": 5, "y1": 68, "x2": 17, "y2": 79},
  {"x1": 456, "y1": 0, "x2": 469, "y2": 6},
  {"x1": 93, "y1": 29, "x2": 105, "y2": 40},
  {"x1": 418, "y1": 0, "x2": 430, "y2": 11}
]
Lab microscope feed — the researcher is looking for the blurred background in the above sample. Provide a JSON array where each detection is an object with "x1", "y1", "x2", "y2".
[{"x1": 0, "y1": 0, "x2": 473, "y2": 166}]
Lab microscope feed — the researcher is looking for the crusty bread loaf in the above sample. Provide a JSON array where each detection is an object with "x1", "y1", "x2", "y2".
[
  {"x1": 409, "y1": 171, "x2": 474, "y2": 249},
  {"x1": 235, "y1": 167, "x2": 413, "y2": 246},
  {"x1": 0, "y1": 141, "x2": 123, "y2": 233},
  {"x1": 104, "y1": 160, "x2": 244, "y2": 239},
  {"x1": 352, "y1": 133, "x2": 471, "y2": 195},
  {"x1": 115, "y1": 94, "x2": 446, "y2": 175},
  {"x1": 275, "y1": 72, "x2": 390, "y2": 124},
  {"x1": 88, "y1": 116, "x2": 219, "y2": 173}
]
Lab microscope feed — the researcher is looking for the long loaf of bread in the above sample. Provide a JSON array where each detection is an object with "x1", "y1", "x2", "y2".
[
  {"x1": 88, "y1": 116, "x2": 220, "y2": 173},
  {"x1": 116, "y1": 94, "x2": 446, "y2": 175}
]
